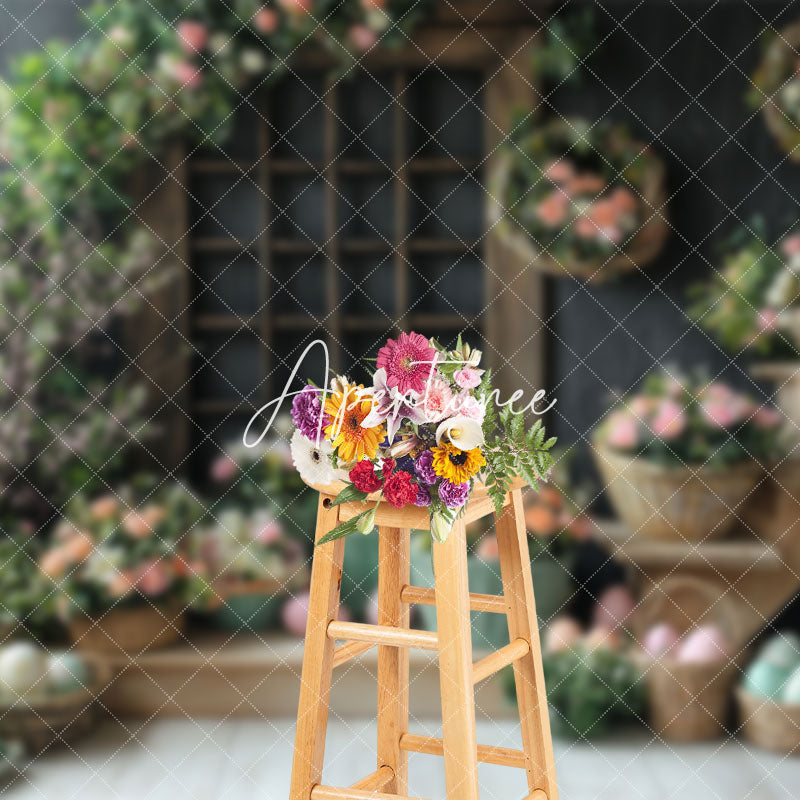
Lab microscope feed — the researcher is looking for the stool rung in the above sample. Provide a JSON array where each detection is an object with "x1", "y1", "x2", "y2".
[
  {"x1": 399, "y1": 733, "x2": 527, "y2": 769},
  {"x1": 472, "y1": 638, "x2": 530, "y2": 684},
  {"x1": 400, "y1": 585, "x2": 507, "y2": 614},
  {"x1": 327, "y1": 620, "x2": 439, "y2": 651},
  {"x1": 525, "y1": 792, "x2": 547, "y2": 800},
  {"x1": 350, "y1": 765, "x2": 393, "y2": 791},
  {"x1": 332, "y1": 640, "x2": 375, "y2": 668},
  {"x1": 311, "y1": 787, "x2": 429, "y2": 800}
]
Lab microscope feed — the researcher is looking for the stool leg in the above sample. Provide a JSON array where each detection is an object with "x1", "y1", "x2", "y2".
[
  {"x1": 432, "y1": 517, "x2": 480, "y2": 800},
  {"x1": 376, "y1": 526, "x2": 411, "y2": 794},
  {"x1": 289, "y1": 496, "x2": 345, "y2": 800},
  {"x1": 496, "y1": 488, "x2": 558, "y2": 800}
]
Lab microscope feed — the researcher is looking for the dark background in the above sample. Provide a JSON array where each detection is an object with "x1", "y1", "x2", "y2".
[{"x1": 545, "y1": 0, "x2": 800, "y2": 481}]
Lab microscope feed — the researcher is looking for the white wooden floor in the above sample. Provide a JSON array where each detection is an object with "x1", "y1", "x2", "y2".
[{"x1": 5, "y1": 718, "x2": 800, "y2": 800}]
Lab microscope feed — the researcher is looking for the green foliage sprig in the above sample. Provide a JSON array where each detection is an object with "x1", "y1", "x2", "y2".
[{"x1": 481, "y1": 393, "x2": 556, "y2": 515}]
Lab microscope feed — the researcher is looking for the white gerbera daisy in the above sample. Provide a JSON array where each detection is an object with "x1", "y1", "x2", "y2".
[{"x1": 290, "y1": 429, "x2": 336, "y2": 485}]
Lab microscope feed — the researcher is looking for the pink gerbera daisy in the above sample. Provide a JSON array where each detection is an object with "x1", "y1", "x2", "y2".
[{"x1": 376, "y1": 331, "x2": 436, "y2": 395}]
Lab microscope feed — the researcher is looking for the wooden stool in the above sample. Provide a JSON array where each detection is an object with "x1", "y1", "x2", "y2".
[{"x1": 289, "y1": 478, "x2": 558, "y2": 800}]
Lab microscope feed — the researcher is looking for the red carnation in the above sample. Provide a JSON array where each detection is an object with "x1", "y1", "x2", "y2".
[
  {"x1": 381, "y1": 458, "x2": 396, "y2": 478},
  {"x1": 349, "y1": 459, "x2": 383, "y2": 493},
  {"x1": 383, "y1": 471, "x2": 417, "y2": 509}
]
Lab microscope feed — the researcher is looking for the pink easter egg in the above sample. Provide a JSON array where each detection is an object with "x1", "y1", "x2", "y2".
[
  {"x1": 642, "y1": 623, "x2": 680, "y2": 658},
  {"x1": 281, "y1": 592, "x2": 309, "y2": 637},
  {"x1": 677, "y1": 625, "x2": 731, "y2": 664},
  {"x1": 592, "y1": 585, "x2": 636, "y2": 630},
  {"x1": 281, "y1": 592, "x2": 351, "y2": 636},
  {"x1": 364, "y1": 589, "x2": 380, "y2": 626},
  {"x1": 544, "y1": 617, "x2": 582, "y2": 654}
]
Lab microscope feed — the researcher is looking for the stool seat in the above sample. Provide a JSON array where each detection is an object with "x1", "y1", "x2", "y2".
[
  {"x1": 288, "y1": 479, "x2": 559, "y2": 800},
  {"x1": 306, "y1": 476, "x2": 528, "y2": 529}
]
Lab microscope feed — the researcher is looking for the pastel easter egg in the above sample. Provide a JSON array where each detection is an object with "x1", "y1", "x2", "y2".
[
  {"x1": 46, "y1": 652, "x2": 91, "y2": 692},
  {"x1": 592, "y1": 585, "x2": 635, "y2": 630},
  {"x1": 744, "y1": 659, "x2": 792, "y2": 699},
  {"x1": 0, "y1": 642, "x2": 48, "y2": 694},
  {"x1": 583, "y1": 625, "x2": 621, "y2": 651},
  {"x1": 642, "y1": 623, "x2": 680, "y2": 658},
  {"x1": 281, "y1": 592, "x2": 310, "y2": 637},
  {"x1": 759, "y1": 632, "x2": 800, "y2": 670},
  {"x1": 677, "y1": 625, "x2": 731, "y2": 664},
  {"x1": 783, "y1": 665, "x2": 800, "y2": 705},
  {"x1": 544, "y1": 617, "x2": 582, "y2": 654}
]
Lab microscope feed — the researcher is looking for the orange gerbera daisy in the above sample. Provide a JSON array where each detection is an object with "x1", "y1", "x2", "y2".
[{"x1": 324, "y1": 383, "x2": 385, "y2": 463}]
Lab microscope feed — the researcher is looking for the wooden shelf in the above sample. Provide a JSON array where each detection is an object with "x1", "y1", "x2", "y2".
[
  {"x1": 98, "y1": 631, "x2": 510, "y2": 719},
  {"x1": 592, "y1": 518, "x2": 785, "y2": 572}
]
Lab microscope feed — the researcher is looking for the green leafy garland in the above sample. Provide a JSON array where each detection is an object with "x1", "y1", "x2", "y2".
[{"x1": 0, "y1": 0, "x2": 433, "y2": 520}]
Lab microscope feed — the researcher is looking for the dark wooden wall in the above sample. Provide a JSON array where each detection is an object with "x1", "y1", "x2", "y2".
[{"x1": 545, "y1": 0, "x2": 800, "y2": 490}]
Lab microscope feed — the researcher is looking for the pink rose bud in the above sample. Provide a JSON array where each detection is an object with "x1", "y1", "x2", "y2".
[
  {"x1": 254, "y1": 8, "x2": 279, "y2": 34},
  {"x1": 177, "y1": 20, "x2": 208, "y2": 53},
  {"x1": 453, "y1": 367, "x2": 482, "y2": 389}
]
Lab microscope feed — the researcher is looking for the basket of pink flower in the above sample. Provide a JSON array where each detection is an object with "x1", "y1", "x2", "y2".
[
  {"x1": 593, "y1": 372, "x2": 784, "y2": 542},
  {"x1": 39, "y1": 484, "x2": 206, "y2": 653},
  {"x1": 491, "y1": 117, "x2": 668, "y2": 282},
  {"x1": 288, "y1": 332, "x2": 556, "y2": 545}
]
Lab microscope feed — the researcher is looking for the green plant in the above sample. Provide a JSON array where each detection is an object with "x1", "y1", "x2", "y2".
[
  {"x1": 689, "y1": 224, "x2": 800, "y2": 358},
  {"x1": 538, "y1": 645, "x2": 645, "y2": 738}
]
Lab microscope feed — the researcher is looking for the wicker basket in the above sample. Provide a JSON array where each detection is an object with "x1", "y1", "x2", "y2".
[
  {"x1": 66, "y1": 600, "x2": 187, "y2": 654},
  {"x1": 489, "y1": 145, "x2": 668, "y2": 282},
  {"x1": 737, "y1": 688, "x2": 800, "y2": 754},
  {"x1": 593, "y1": 442, "x2": 762, "y2": 541},
  {"x1": 759, "y1": 22, "x2": 800, "y2": 162},
  {"x1": 0, "y1": 661, "x2": 110, "y2": 754},
  {"x1": 634, "y1": 576, "x2": 743, "y2": 742}
]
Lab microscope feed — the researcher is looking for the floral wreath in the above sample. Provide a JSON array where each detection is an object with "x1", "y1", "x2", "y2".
[{"x1": 288, "y1": 332, "x2": 556, "y2": 544}]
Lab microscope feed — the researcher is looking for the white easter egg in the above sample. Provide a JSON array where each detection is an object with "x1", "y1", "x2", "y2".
[
  {"x1": 0, "y1": 642, "x2": 48, "y2": 694},
  {"x1": 677, "y1": 625, "x2": 731, "y2": 664},
  {"x1": 642, "y1": 623, "x2": 680, "y2": 658}
]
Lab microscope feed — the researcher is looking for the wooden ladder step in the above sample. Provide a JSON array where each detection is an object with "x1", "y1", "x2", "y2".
[
  {"x1": 400, "y1": 585, "x2": 507, "y2": 614},
  {"x1": 311, "y1": 787, "x2": 429, "y2": 800},
  {"x1": 524, "y1": 792, "x2": 547, "y2": 800},
  {"x1": 332, "y1": 640, "x2": 375, "y2": 668},
  {"x1": 327, "y1": 620, "x2": 439, "y2": 651},
  {"x1": 399, "y1": 733, "x2": 527, "y2": 769},
  {"x1": 349, "y1": 766, "x2": 394, "y2": 791},
  {"x1": 472, "y1": 638, "x2": 530, "y2": 684}
]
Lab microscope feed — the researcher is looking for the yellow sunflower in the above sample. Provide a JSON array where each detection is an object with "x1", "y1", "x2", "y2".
[
  {"x1": 431, "y1": 442, "x2": 486, "y2": 484},
  {"x1": 324, "y1": 383, "x2": 384, "y2": 463}
]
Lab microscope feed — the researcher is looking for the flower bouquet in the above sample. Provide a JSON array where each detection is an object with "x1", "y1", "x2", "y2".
[
  {"x1": 40, "y1": 484, "x2": 206, "y2": 652},
  {"x1": 491, "y1": 117, "x2": 667, "y2": 281},
  {"x1": 593, "y1": 371, "x2": 784, "y2": 541},
  {"x1": 189, "y1": 508, "x2": 308, "y2": 631},
  {"x1": 288, "y1": 332, "x2": 556, "y2": 544}
]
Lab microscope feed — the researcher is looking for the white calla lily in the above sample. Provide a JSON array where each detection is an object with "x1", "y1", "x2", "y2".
[{"x1": 435, "y1": 415, "x2": 484, "y2": 450}]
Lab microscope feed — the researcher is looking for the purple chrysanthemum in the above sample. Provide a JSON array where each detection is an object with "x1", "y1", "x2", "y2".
[
  {"x1": 413, "y1": 484, "x2": 432, "y2": 507},
  {"x1": 438, "y1": 479, "x2": 470, "y2": 509},
  {"x1": 414, "y1": 450, "x2": 437, "y2": 485},
  {"x1": 291, "y1": 385, "x2": 329, "y2": 441}
]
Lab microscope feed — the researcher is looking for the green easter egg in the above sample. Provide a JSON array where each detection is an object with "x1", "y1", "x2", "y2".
[
  {"x1": 743, "y1": 659, "x2": 792, "y2": 699},
  {"x1": 47, "y1": 652, "x2": 90, "y2": 692},
  {"x1": 759, "y1": 632, "x2": 800, "y2": 670},
  {"x1": 783, "y1": 665, "x2": 800, "y2": 705}
]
